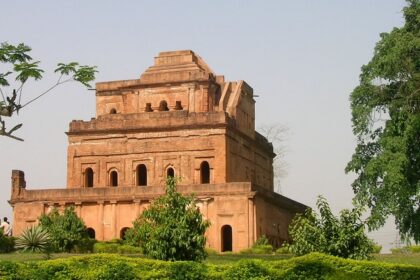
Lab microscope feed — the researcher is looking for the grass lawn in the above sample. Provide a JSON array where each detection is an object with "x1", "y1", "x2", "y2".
[
  {"x1": 1, "y1": 252, "x2": 419, "y2": 266},
  {"x1": 0, "y1": 252, "x2": 82, "y2": 262},
  {"x1": 373, "y1": 253, "x2": 420, "y2": 266}
]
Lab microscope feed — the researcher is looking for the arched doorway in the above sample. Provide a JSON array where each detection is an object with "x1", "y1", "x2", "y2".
[
  {"x1": 120, "y1": 227, "x2": 130, "y2": 240},
  {"x1": 86, "y1": 227, "x2": 95, "y2": 239},
  {"x1": 200, "y1": 161, "x2": 210, "y2": 184},
  {"x1": 221, "y1": 225, "x2": 232, "y2": 252},
  {"x1": 110, "y1": 170, "x2": 118, "y2": 187},
  {"x1": 85, "y1": 168, "x2": 94, "y2": 188},
  {"x1": 167, "y1": 167, "x2": 175, "y2": 178},
  {"x1": 136, "y1": 164, "x2": 147, "y2": 186}
]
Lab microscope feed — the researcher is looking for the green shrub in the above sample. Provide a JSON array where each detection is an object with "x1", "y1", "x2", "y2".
[
  {"x1": 93, "y1": 242, "x2": 120, "y2": 253},
  {"x1": 276, "y1": 246, "x2": 290, "y2": 254},
  {"x1": 372, "y1": 244, "x2": 382, "y2": 254},
  {"x1": 225, "y1": 259, "x2": 273, "y2": 279},
  {"x1": 287, "y1": 196, "x2": 374, "y2": 260},
  {"x1": 390, "y1": 247, "x2": 408, "y2": 254},
  {"x1": 73, "y1": 237, "x2": 96, "y2": 253},
  {"x1": 205, "y1": 248, "x2": 219, "y2": 255},
  {"x1": 0, "y1": 233, "x2": 14, "y2": 253},
  {"x1": 92, "y1": 241, "x2": 142, "y2": 254},
  {"x1": 406, "y1": 245, "x2": 420, "y2": 253},
  {"x1": 125, "y1": 177, "x2": 209, "y2": 261},
  {"x1": 39, "y1": 206, "x2": 88, "y2": 252},
  {"x1": 240, "y1": 245, "x2": 273, "y2": 255},
  {"x1": 117, "y1": 244, "x2": 142, "y2": 254},
  {"x1": 255, "y1": 235, "x2": 270, "y2": 246},
  {"x1": 0, "y1": 253, "x2": 420, "y2": 280}
]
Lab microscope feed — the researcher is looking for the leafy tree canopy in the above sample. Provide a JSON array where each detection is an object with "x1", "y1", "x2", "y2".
[
  {"x1": 345, "y1": 0, "x2": 420, "y2": 242},
  {"x1": 39, "y1": 206, "x2": 88, "y2": 252},
  {"x1": 0, "y1": 42, "x2": 97, "y2": 141},
  {"x1": 286, "y1": 196, "x2": 374, "y2": 260},
  {"x1": 125, "y1": 177, "x2": 210, "y2": 261}
]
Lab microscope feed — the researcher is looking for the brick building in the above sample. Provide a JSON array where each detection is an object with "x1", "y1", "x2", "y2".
[{"x1": 9, "y1": 50, "x2": 306, "y2": 252}]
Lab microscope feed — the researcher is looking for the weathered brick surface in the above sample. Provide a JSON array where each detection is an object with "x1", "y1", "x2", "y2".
[{"x1": 10, "y1": 50, "x2": 306, "y2": 252}]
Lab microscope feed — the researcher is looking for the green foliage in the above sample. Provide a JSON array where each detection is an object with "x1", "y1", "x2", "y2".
[
  {"x1": 240, "y1": 245, "x2": 274, "y2": 255},
  {"x1": 255, "y1": 235, "x2": 270, "y2": 246},
  {"x1": 286, "y1": 196, "x2": 374, "y2": 260},
  {"x1": 93, "y1": 241, "x2": 142, "y2": 254},
  {"x1": 275, "y1": 246, "x2": 290, "y2": 254},
  {"x1": 125, "y1": 177, "x2": 210, "y2": 261},
  {"x1": 240, "y1": 236, "x2": 274, "y2": 254},
  {"x1": 205, "y1": 248, "x2": 219, "y2": 255},
  {"x1": 345, "y1": 0, "x2": 420, "y2": 242},
  {"x1": 1, "y1": 253, "x2": 419, "y2": 280},
  {"x1": 72, "y1": 237, "x2": 96, "y2": 253},
  {"x1": 15, "y1": 226, "x2": 50, "y2": 253},
  {"x1": 372, "y1": 243, "x2": 382, "y2": 254},
  {"x1": 391, "y1": 245, "x2": 420, "y2": 254},
  {"x1": 39, "y1": 207, "x2": 89, "y2": 252},
  {"x1": 0, "y1": 42, "x2": 97, "y2": 140},
  {"x1": 0, "y1": 230, "x2": 14, "y2": 253}
]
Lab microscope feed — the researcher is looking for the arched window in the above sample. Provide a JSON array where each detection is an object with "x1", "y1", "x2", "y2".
[
  {"x1": 159, "y1": 100, "x2": 169, "y2": 111},
  {"x1": 175, "y1": 101, "x2": 183, "y2": 110},
  {"x1": 120, "y1": 227, "x2": 130, "y2": 240},
  {"x1": 110, "y1": 108, "x2": 117, "y2": 114},
  {"x1": 110, "y1": 170, "x2": 118, "y2": 187},
  {"x1": 167, "y1": 167, "x2": 175, "y2": 178},
  {"x1": 85, "y1": 168, "x2": 94, "y2": 188},
  {"x1": 86, "y1": 227, "x2": 96, "y2": 239},
  {"x1": 137, "y1": 164, "x2": 147, "y2": 186},
  {"x1": 200, "y1": 161, "x2": 210, "y2": 184},
  {"x1": 145, "y1": 103, "x2": 153, "y2": 112},
  {"x1": 221, "y1": 225, "x2": 232, "y2": 252}
]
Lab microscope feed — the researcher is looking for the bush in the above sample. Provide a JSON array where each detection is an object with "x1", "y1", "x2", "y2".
[
  {"x1": 276, "y1": 246, "x2": 290, "y2": 254},
  {"x1": 287, "y1": 196, "x2": 374, "y2": 260},
  {"x1": 125, "y1": 177, "x2": 209, "y2": 261},
  {"x1": 254, "y1": 235, "x2": 270, "y2": 246},
  {"x1": 205, "y1": 248, "x2": 219, "y2": 255},
  {"x1": 372, "y1": 243, "x2": 382, "y2": 254},
  {"x1": 93, "y1": 241, "x2": 142, "y2": 254},
  {"x1": 391, "y1": 245, "x2": 420, "y2": 254},
  {"x1": 406, "y1": 245, "x2": 420, "y2": 253},
  {"x1": 390, "y1": 247, "x2": 407, "y2": 254},
  {"x1": 73, "y1": 237, "x2": 96, "y2": 253},
  {"x1": 240, "y1": 245, "x2": 273, "y2": 255},
  {"x1": 0, "y1": 253, "x2": 419, "y2": 280},
  {"x1": 39, "y1": 206, "x2": 89, "y2": 252},
  {"x1": 225, "y1": 259, "x2": 272, "y2": 279},
  {"x1": 0, "y1": 232, "x2": 14, "y2": 253}
]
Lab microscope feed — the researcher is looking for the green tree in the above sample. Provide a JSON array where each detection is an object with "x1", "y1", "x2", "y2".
[
  {"x1": 125, "y1": 177, "x2": 210, "y2": 261},
  {"x1": 286, "y1": 196, "x2": 373, "y2": 260},
  {"x1": 345, "y1": 0, "x2": 420, "y2": 242},
  {"x1": 39, "y1": 206, "x2": 88, "y2": 252},
  {"x1": 0, "y1": 42, "x2": 97, "y2": 141}
]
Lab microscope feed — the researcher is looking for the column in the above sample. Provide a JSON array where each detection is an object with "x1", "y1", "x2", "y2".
[
  {"x1": 97, "y1": 201, "x2": 104, "y2": 240},
  {"x1": 110, "y1": 200, "x2": 117, "y2": 238}
]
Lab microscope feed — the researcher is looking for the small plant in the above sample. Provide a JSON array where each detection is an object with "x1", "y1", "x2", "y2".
[
  {"x1": 275, "y1": 246, "x2": 290, "y2": 254},
  {"x1": 15, "y1": 226, "x2": 50, "y2": 253},
  {"x1": 254, "y1": 235, "x2": 270, "y2": 246}
]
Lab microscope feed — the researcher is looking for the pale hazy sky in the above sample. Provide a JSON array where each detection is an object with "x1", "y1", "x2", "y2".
[{"x1": 0, "y1": 0, "x2": 406, "y2": 251}]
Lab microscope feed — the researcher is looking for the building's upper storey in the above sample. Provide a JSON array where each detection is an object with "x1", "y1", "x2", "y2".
[{"x1": 71, "y1": 50, "x2": 256, "y2": 139}]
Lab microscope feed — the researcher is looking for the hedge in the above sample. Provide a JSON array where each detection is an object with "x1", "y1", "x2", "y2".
[{"x1": 0, "y1": 253, "x2": 419, "y2": 279}]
